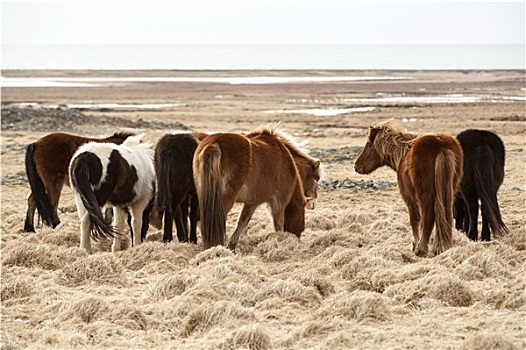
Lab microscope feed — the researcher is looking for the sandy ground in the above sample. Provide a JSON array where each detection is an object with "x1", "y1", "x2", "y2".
[{"x1": 1, "y1": 70, "x2": 525, "y2": 349}]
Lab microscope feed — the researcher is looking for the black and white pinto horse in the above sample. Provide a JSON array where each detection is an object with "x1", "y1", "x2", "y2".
[{"x1": 69, "y1": 134, "x2": 155, "y2": 253}]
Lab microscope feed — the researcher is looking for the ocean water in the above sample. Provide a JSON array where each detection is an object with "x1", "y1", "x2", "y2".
[{"x1": 2, "y1": 44, "x2": 524, "y2": 70}]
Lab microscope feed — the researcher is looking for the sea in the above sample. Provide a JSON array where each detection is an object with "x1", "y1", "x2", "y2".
[{"x1": 2, "y1": 44, "x2": 524, "y2": 71}]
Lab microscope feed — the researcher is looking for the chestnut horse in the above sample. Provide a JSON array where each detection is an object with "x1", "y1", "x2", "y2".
[
  {"x1": 355, "y1": 120, "x2": 463, "y2": 256},
  {"x1": 454, "y1": 129, "x2": 508, "y2": 241},
  {"x1": 69, "y1": 134, "x2": 155, "y2": 254},
  {"x1": 153, "y1": 132, "x2": 206, "y2": 244},
  {"x1": 193, "y1": 125, "x2": 321, "y2": 250},
  {"x1": 24, "y1": 131, "x2": 134, "y2": 232}
]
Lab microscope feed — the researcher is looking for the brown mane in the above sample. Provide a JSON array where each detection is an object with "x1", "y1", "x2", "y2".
[{"x1": 371, "y1": 120, "x2": 419, "y2": 171}]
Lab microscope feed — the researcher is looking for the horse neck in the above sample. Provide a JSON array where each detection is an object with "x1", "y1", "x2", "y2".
[
  {"x1": 283, "y1": 143, "x2": 313, "y2": 182},
  {"x1": 103, "y1": 136, "x2": 126, "y2": 144},
  {"x1": 378, "y1": 131, "x2": 418, "y2": 172}
]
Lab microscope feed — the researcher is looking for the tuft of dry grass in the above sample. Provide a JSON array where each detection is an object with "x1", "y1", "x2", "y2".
[
  {"x1": 56, "y1": 254, "x2": 125, "y2": 287},
  {"x1": 222, "y1": 324, "x2": 272, "y2": 350},
  {"x1": 180, "y1": 301, "x2": 256, "y2": 337}
]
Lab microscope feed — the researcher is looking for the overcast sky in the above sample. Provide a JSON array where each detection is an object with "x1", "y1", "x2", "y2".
[{"x1": 2, "y1": 1, "x2": 525, "y2": 45}]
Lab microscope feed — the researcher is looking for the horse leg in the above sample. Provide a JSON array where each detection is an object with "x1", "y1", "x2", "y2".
[
  {"x1": 189, "y1": 194, "x2": 199, "y2": 244},
  {"x1": 227, "y1": 203, "x2": 258, "y2": 251},
  {"x1": 465, "y1": 195, "x2": 479, "y2": 241},
  {"x1": 406, "y1": 200, "x2": 422, "y2": 253},
  {"x1": 130, "y1": 200, "x2": 148, "y2": 248},
  {"x1": 162, "y1": 204, "x2": 174, "y2": 243},
  {"x1": 453, "y1": 195, "x2": 465, "y2": 232},
  {"x1": 74, "y1": 198, "x2": 92, "y2": 254},
  {"x1": 140, "y1": 200, "x2": 152, "y2": 243},
  {"x1": 480, "y1": 202, "x2": 491, "y2": 241},
  {"x1": 111, "y1": 207, "x2": 127, "y2": 252},
  {"x1": 47, "y1": 176, "x2": 65, "y2": 228},
  {"x1": 24, "y1": 194, "x2": 37, "y2": 232},
  {"x1": 174, "y1": 198, "x2": 189, "y2": 243},
  {"x1": 269, "y1": 197, "x2": 286, "y2": 232},
  {"x1": 415, "y1": 199, "x2": 435, "y2": 257}
]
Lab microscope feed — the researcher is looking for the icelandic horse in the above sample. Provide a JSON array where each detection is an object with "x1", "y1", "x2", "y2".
[
  {"x1": 453, "y1": 129, "x2": 508, "y2": 241},
  {"x1": 193, "y1": 125, "x2": 321, "y2": 250},
  {"x1": 153, "y1": 132, "x2": 208, "y2": 244},
  {"x1": 354, "y1": 120, "x2": 463, "y2": 256},
  {"x1": 69, "y1": 134, "x2": 155, "y2": 254},
  {"x1": 24, "y1": 131, "x2": 134, "y2": 232}
]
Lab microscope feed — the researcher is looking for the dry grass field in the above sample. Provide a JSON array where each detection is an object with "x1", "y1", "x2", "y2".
[{"x1": 1, "y1": 70, "x2": 525, "y2": 349}]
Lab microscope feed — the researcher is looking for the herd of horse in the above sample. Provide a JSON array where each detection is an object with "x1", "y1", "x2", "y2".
[{"x1": 23, "y1": 120, "x2": 508, "y2": 256}]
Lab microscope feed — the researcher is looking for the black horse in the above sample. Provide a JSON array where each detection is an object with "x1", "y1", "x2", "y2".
[
  {"x1": 153, "y1": 133, "x2": 203, "y2": 243},
  {"x1": 454, "y1": 129, "x2": 508, "y2": 241}
]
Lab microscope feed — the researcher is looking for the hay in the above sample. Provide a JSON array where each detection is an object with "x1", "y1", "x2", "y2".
[
  {"x1": 464, "y1": 333, "x2": 517, "y2": 350},
  {"x1": 223, "y1": 324, "x2": 272, "y2": 350},
  {"x1": 2, "y1": 243, "x2": 86, "y2": 270},
  {"x1": 180, "y1": 301, "x2": 255, "y2": 337},
  {"x1": 56, "y1": 254, "x2": 125, "y2": 287}
]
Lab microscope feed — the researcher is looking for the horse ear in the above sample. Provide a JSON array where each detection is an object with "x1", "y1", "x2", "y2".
[
  {"x1": 313, "y1": 160, "x2": 320, "y2": 170},
  {"x1": 369, "y1": 126, "x2": 381, "y2": 143}
]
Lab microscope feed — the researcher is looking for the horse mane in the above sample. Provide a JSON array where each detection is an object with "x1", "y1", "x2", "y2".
[
  {"x1": 250, "y1": 124, "x2": 312, "y2": 159},
  {"x1": 372, "y1": 119, "x2": 420, "y2": 171},
  {"x1": 122, "y1": 133, "x2": 153, "y2": 156},
  {"x1": 111, "y1": 132, "x2": 135, "y2": 139}
]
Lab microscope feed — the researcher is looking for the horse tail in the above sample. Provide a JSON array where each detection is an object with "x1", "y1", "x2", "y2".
[
  {"x1": 434, "y1": 150, "x2": 458, "y2": 252},
  {"x1": 196, "y1": 142, "x2": 226, "y2": 249},
  {"x1": 153, "y1": 153, "x2": 172, "y2": 217},
  {"x1": 70, "y1": 156, "x2": 116, "y2": 240},
  {"x1": 25, "y1": 143, "x2": 61, "y2": 228},
  {"x1": 473, "y1": 146, "x2": 509, "y2": 236}
]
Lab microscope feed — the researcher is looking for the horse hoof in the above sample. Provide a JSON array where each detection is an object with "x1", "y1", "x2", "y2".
[{"x1": 414, "y1": 248, "x2": 428, "y2": 257}]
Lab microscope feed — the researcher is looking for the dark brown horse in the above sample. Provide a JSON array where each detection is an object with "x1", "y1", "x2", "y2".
[
  {"x1": 454, "y1": 129, "x2": 508, "y2": 241},
  {"x1": 153, "y1": 132, "x2": 206, "y2": 244},
  {"x1": 355, "y1": 120, "x2": 463, "y2": 256},
  {"x1": 193, "y1": 125, "x2": 321, "y2": 250},
  {"x1": 24, "y1": 131, "x2": 134, "y2": 232}
]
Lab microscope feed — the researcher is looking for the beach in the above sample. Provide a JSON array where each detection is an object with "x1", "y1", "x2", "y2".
[{"x1": 1, "y1": 69, "x2": 525, "y2": 349}]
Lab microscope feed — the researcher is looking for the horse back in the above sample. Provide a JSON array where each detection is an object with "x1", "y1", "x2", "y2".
[
  {"x1": 401, "y1": 134, "x2": 463, "y2": 188},
  {"x1": 244, "y1": 133, "x2": 299, "y2": 201},
  {"x1": 34, "y1": 133, "x2": 92, "y2": 181},
  {"x1": 196, "y1": 133, "x2": 252, "y2": 192},
  {"x1": 457, "y1": 129, "x2": 505, "y2": 186}
]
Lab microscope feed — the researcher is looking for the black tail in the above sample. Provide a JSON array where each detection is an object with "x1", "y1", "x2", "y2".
[
  {"x1": 25, "y1": 143, "x2": 60, "y2": 228},
  {"x1": 71, "y1": 158, "x2": 116, "y2": 240},
  {"x1": 153, "y1": 154, "x2": 173, "y2": 217},
  {"x1": 473, "y1": 146, "x2": 508, "y2": 236}
]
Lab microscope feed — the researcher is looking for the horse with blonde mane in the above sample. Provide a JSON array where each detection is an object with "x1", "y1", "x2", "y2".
[
  {"x1": 193, "y1": 125, "x2": 321, "y2": 250},
  {"x1": 355, "y1": 120, "x2": 463, "y2": 256}
]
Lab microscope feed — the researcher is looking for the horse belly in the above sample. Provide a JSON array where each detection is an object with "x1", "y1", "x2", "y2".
[{"x1": 236, "y1": 184, "x2": 252, "y2": 203}]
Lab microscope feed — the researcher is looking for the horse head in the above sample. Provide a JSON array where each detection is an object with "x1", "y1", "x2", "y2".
[
  {"x1": 302, "y1": 159, "x2": 321, "y2": 210},
  {"x1": 354, "y1": 125, "x2": 385, "y2": 174}
]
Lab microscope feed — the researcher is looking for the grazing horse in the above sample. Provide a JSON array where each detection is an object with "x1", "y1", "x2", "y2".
[
  {"x1": 193, "y1": 125, "x2": 321, "y2": 250},
  {"x1": 69, "y1": 134, "x2": 155, "y2": 254},
  {"x1": 153, "y1": 132, "x2": 202, "y2": 244},
  {"x1": 354, "y1": 120, "x2": 463, "y2": 256},
  {"x1": 453, "y1": 129, "x2": 508, "y2": 241},
  {"x1": 24, "y1": 131, "x2": 134, "y2": 232}
]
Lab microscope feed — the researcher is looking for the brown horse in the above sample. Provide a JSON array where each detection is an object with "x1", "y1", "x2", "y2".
[
  {"x1": 354, "y1": 120, "x2": 463, "y2": 256},
  {"x1": 24, "y1": 131, "x2": 134, "y2": 232},
  {"x1": 193, "y1": 125, "x2": 321, "y2": 250}
]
